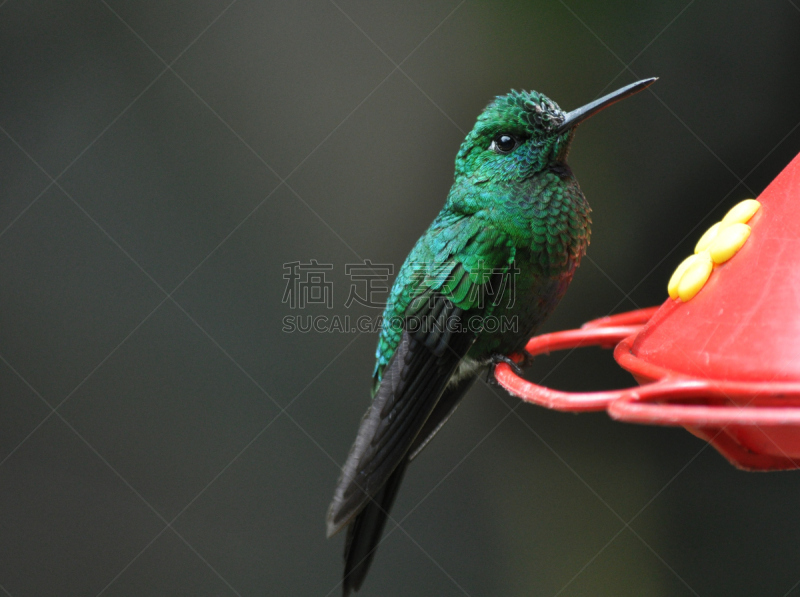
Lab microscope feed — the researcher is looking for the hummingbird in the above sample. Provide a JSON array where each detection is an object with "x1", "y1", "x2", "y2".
[{"x1": 326, "y1": 77, "x2": 657, "y2": 595}]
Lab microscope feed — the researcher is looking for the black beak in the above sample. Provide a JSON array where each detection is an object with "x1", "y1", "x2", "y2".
[{"x1": 556, "y1": 77, "x2": 657, "y2": 133}]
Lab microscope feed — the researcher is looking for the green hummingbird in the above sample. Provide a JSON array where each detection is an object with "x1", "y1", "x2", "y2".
[{"x1": 327, "y1": 77, "x2": 657, "y2": 595}]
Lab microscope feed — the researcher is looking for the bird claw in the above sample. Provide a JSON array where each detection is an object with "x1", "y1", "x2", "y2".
[{"x1": 489, "y1": 353, "x2": 525, "y2": 380}]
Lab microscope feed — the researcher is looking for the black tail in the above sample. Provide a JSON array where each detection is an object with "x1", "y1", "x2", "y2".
[
  {"x1": 342, "y1": 459, "x2": 408, "y2": 596},
  {"x1": 339, "y1": 374, "x2": 478, "y2": 595}
]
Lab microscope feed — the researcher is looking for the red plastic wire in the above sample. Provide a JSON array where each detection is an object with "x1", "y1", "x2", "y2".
[
  {"x1": 493, "y1": 306, "x2": 800, "y2": 470},
  {"x1": 495, "y1": 307, "x2": 659, "y2": 412},
  {"x1": 496, "y1": 325, "x2": 643, "y2": 412}
]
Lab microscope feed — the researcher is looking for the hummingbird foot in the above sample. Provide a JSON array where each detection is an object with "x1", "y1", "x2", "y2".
[{"x1": 489, "y1": 353, "x2": 525, "y2": 381}]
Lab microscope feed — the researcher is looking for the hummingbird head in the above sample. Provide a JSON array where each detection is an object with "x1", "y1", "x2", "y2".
[{"x1": 454, "y1": 78, "x2": 657, "y2": 184}]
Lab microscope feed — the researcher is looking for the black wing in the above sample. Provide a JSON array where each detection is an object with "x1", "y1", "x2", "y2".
[{"x1": 326, "y1": 293, "x2": 476, "y2": 537}]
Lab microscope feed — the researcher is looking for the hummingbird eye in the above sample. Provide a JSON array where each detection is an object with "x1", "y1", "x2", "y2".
[{"x1": 490, "y1": 134, "x2": 518, "y2": 154}]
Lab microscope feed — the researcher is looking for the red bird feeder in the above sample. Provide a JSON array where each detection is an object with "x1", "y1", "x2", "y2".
[{"x1": 495, "y1": 151, "x2": 800, "y2": 471}]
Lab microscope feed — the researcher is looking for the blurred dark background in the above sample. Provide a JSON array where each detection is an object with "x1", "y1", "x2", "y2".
[{"x1": 1, "y1": 1, "x2": 800, "y2": 595}]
